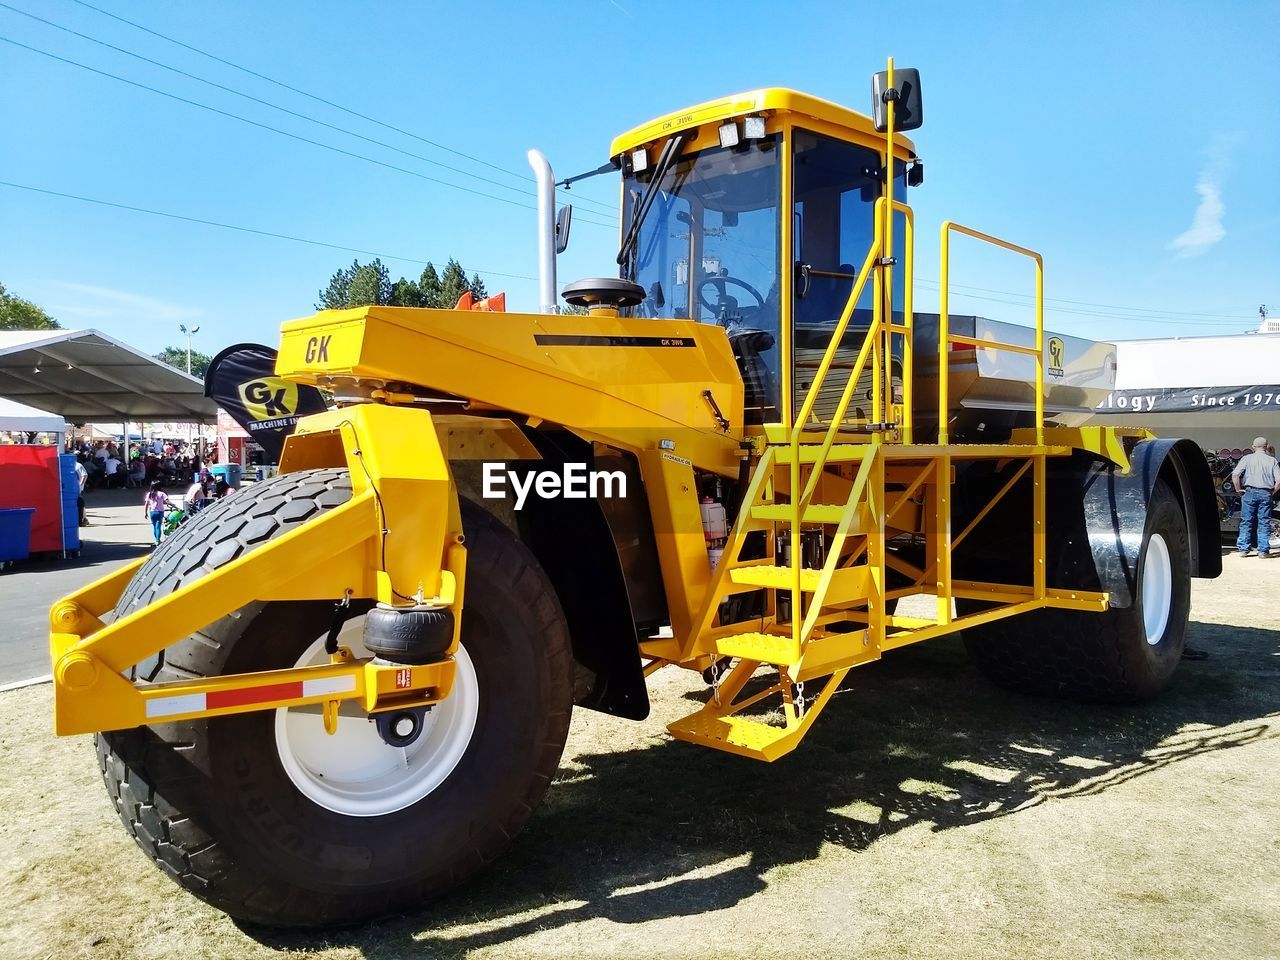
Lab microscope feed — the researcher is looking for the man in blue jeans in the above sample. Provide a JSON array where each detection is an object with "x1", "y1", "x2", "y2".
[{"x1": 1233, "y1": 437, "x2": 1280, "y2": 557}]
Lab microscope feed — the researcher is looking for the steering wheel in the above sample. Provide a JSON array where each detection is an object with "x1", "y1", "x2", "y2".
[{"x1": 698, "y1": 274, "x2": 766, "y2": 319}]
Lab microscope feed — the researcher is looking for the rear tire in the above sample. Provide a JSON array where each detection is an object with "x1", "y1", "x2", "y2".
[
  {"x1": 97, "y1": 469, "x2": 573, "y2": 927},
  {"x1": 962, "y1": 479, "x2": 1191, "y2": 702}
]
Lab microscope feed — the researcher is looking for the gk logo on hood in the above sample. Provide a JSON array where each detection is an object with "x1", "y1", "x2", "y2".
[{"x1": 237, "y1": 377, "x2": 298, "y2": 422}]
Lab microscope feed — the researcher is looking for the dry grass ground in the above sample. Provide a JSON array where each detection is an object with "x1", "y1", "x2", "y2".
[{"x1": 2, "y1": 553, "x2": 1278, "y2": 960}]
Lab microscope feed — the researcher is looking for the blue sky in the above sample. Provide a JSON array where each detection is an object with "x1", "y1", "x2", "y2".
[{"x1": 1, "y1": 0, "x2": 1277, "y2": 358}]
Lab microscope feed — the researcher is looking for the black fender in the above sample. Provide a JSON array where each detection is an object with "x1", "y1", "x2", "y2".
[
  {"x1": 508, "y1": 430, "x2": 663, "y2": 721},
  {"x1": 1074, "y1": 438, "x2": 1221, "y2": 608},
  {"x1": 951, "y1": 438, "x2": 1221, "y2": 607}
]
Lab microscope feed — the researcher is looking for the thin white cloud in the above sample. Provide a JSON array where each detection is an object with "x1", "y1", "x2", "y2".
[
  {"x1": 44, "y1": 282, "x2": 203, "y2": 325},
  {"x1": 1168, "y1": 135, "x2": 1239, "y2": 259},
  {"x1": 1168, "y1": 176, "x2": 1225, "y2": 258}
]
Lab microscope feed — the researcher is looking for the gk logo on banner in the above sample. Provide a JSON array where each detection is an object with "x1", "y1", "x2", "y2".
[{"x1": 237, "y1": 377, "x2": 299, "y2": 422}]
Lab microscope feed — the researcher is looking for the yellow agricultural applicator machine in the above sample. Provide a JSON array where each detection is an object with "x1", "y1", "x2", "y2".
[{"x1": 50, "y1": 60, "x2": 1220, "y2": 926}]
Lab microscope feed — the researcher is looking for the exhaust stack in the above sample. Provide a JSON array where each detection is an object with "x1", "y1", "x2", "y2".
[{"x1": 528, "y1": 149, "x2": 558, "y2": 315}]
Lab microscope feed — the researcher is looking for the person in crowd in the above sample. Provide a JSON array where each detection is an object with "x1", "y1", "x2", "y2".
[
  {"x1": 103, "y1": 451, "x2": 123, "y2": 488},
  {"x1": 84, "y1": 452, "x2": 104, "y2": 490},
  {"x1": 213, "y1": 476, "x2": 236, "y2": 499},
  {"x1": 1232, "y1": 436, "x2": 1280, "y2": 558},
  {"x1": 74, "y1": 455, "x2": 88, "y2": 526},
  {"x1": 143, "y1": 481, "x2": 172, "y2": 546},
  {"x1": 128, "y1": 457, "x2": 146, "y2": 487},
  {"x1": 182, "y1": 474, "x2": 208, "y2": 516}
]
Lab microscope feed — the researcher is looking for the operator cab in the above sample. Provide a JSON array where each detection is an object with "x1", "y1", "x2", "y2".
[{"x1": 603, "y1": 87, "x2": 920, "y2": 428}]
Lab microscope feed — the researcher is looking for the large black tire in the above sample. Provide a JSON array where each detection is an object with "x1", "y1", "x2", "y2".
[
  {"x1": 961, "y1": 479, "x2": 1191, "y2": 702},
  {"x1": 96, "y1": 468, "x2": 573, "y2": 927}
]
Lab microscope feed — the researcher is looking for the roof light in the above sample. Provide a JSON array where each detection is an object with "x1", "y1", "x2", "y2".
[
  {"x1": 631, "y1": 147, "x2": 649, "y2": 174},
  {"x1": 718, "y1": 120, "x2": 740, "y2": 149},
  {"x1": 743, "y1": 115, "x2": 766, "y2": 140}
]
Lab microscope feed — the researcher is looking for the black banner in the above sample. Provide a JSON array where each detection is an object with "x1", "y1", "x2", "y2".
[
  {"x1": 1094, "y1": 384, "x2": 1280, "y2": 415},
  {"x1": 205, "y1": 343, "x2": 328, "y2": 461}
]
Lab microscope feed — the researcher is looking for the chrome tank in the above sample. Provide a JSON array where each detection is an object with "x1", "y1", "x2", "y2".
[{"x1": 911, "y1": 313, "x2": 1117, "y2": 442}]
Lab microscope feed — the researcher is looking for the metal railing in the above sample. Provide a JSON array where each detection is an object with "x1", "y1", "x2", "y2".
[
  {"x1": 783, "y1": 195, "x2": 916, "y2": 646},
  {"x1": 937, "y1": 222, "x2": 1045, "y2": 446}
]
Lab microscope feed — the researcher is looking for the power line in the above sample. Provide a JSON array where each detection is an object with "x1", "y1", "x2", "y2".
[
  {"x1": 0, "y1": 1, "x2": 618, "y2": 218},
  {"x1": 0, "y1": 179, "x2": 538, "y2": 281},
  {"x1": 932, "y1": 287, "x2": 1254, "y2": 328},
  {"x1": 0, "y1": 34, "x2": 617, "y2": 228},
  {"x1": 3, "y1": 176, "x2": 1251, "y2": 330},
  {"x1": 64, "y1": 0, "x2": 621, "y2": 209},
  {"x1": 916, "y1": 278, "x2": 1255, "y2": 322}
]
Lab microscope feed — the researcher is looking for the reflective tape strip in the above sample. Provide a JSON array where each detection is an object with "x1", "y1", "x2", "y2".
[
  {"x1": 303, "y1": 674, "x2": 357, "y2": 698},
  {"x1": 206, "y1": 680, "x2": 303, "y2": 710},
  {"x1": 145, "y1": 692, "x2": 206, "y2": 718},
  {"x1": 143, "y1": 674, "x2": 357, "y2": 720}
]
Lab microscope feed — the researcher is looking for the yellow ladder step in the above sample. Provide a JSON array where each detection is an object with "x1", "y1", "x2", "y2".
[
  {"x1": 772, "y1": 443, "x2": 868, "y2": 464},
  {"x1": 728, "y1": 564, "x2": 869, "y2": 600},
  {"x1": 715, "y1": 631, "x2": 799, "y2": 664},
  {"x1": 730, "y1": 564, "x2": 821, "y2": 590},
  {"x1": 751, "y1": 503, "x2": 847, "y2": 524},
  {"x1": 667, "y1": 711, "x2": 801, "y2": 762}
]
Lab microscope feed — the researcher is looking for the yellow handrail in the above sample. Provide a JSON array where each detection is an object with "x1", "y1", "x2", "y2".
[
  {"x1": 780, "y1": 57, "x2": 916, "y2": 651},
  {"x1": 938, "y1": 221, "x2": 1044, "y2": 446},
  {"x1": 788, "y1": 231, "x2": 880, "y2": 644}
]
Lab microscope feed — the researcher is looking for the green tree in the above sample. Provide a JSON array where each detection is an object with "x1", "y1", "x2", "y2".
[
  {"x1": 154, "y1": 346, "x2": 212, "y2": 378},
  {"x1": 438, "y1": 258, "x2": 471, "y2": 309},
  {"x1": 389, "y1": 277, "x2": 422, "y2": 307},
  {"x1": 419, "y1": 263, "x2": 442, "y2": 307},
  {"x1": 317, "y1": 259, "x2": 492, "y2": 311},
  {"x1": 317, "y1": 260, "x2": 358, "y2": 310},
  {"x1": 346, "y1": 259, "x2": 392, "y2": 307},
  {"x1": 0, "y1": 282, "x2": 61, "y2": 330}
]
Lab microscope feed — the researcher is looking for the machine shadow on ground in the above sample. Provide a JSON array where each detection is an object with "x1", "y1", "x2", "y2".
[{"x1": 249, "y1": 618, "x2": 1279, "y2": 957}]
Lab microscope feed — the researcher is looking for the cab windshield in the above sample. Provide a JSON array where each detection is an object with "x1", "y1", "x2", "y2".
[{"x1": 621, "y1": 135, "x2": 781, "y2": 421}]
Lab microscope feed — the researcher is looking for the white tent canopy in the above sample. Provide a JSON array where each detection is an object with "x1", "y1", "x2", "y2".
[
  {"x1": 0, "y1": 329, "x2": 218, "y2": 424},
  {"x1": 0, "y1": 397, "x2": 69, "y2": 435}
]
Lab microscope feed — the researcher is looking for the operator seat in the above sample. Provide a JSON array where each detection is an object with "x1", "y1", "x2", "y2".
[{"x1": 729, "y1": 328, "x2": 780, "y2": 423}]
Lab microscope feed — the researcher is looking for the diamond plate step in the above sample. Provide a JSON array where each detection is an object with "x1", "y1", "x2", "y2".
[
  {"x1": 714, "y1": 631, "x2": 799, "y2": 665},
  {"x1": 667, "y1": 711, "x2": 801, "y2": 762}
]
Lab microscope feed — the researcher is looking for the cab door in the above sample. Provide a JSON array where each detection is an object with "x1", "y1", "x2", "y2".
[{"x1": 791, "y1": 128, "x2": 906, "y2": 430}]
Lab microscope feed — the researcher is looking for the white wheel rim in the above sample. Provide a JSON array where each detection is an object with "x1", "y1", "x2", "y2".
[
  {"x1": 274, "y1": 616, "x2": 479, "y2": 817},
  {"x1": 1141, "y1": 533, "x2": 1173, "y2": 646}
]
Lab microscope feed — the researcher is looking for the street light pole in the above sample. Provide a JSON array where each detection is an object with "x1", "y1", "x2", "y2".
[
  {"x1": 179, "y1": 323, "x2": 201, "y2": 375},
  {"x1": 179, "y1": 324, "x2": 202, "y2": 457}
]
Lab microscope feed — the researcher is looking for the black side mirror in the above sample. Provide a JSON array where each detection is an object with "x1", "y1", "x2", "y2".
[
  {"x1": 555, "y1": 205, "x2": 572, "y2": 254},
  {"x1": 872, "y1": 67, "x2": 923, "y2": 132}
]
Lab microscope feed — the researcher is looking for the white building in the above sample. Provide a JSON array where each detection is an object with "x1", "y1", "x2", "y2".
[{"x1": 1090, "y1": 330, "x2": 1280, "y2": 454}]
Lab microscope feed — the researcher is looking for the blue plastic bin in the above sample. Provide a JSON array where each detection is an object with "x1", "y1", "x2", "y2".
[
  {"x1": 0, "y1": 507, "x2": 36, "y2": 564},
  {"x1": 210, "y1": 463, "x2": 243, "y2": 488}
]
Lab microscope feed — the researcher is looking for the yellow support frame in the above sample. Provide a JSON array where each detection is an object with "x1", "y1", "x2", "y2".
[
  {"x1": 668, "y1": 59, "x2": 1112, "y2": 761},
  {"x1": 49, "y1": 403, "x2": 464, "y2": 735}
]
